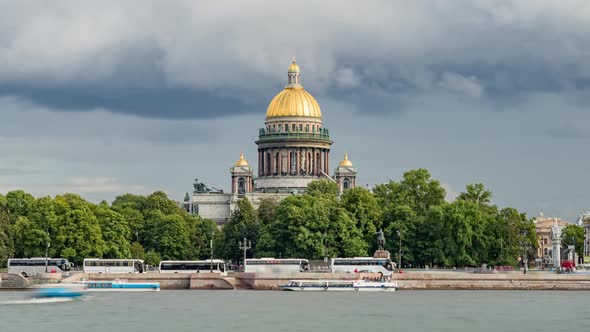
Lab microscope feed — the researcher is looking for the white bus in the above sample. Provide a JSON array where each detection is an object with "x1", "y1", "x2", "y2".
[
  {"x1": 244, "y1": 258, "x2": 310, "y2": 274},
  {"x1": 331, "y1": 257, "x2": 395, "y2": 276},
  {"x1": 83, "y1": 259, "x2": 145, "y2": 274},
  {"x1": 159, "y1": 260, "x2": 227, "y2": 276},
  {"x1": 8, "y1": 258, "x2": 73, "y2": 277}
]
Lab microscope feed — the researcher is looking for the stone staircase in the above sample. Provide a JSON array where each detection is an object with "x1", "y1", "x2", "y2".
[{"x1": 0, "y1": 273, "x2": 29, "y2": 289}]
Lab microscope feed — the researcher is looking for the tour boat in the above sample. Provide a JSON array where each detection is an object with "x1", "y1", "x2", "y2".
[
  {"x1": 33, "y1": 285, "x2": 86, "y2": 298},
  {"x1": 279, "y1": 279, "x2": 398, "y2": 292},
  {"x1": 80, "y1": 280, "x2": 160, "y2": 292}
]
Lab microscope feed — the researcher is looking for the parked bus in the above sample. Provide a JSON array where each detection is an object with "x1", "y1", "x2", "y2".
[
  {"x1": 83, "y1": 259, "x2": 145, "y2": 274},
  {"x1": 244, "y1": 258, "x2": 310, "y2": 274},
  {"x1": 7, "y1": 258, "x2": 73, "y2": 277},
  {"x1": 159, "y1": 260, "x2": 227, "y2": 276},
  {"x1": 331, "y1": 257, "x2": 395, "y2": 276}
]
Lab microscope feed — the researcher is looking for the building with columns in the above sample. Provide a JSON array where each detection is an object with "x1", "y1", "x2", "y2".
[
  {"x1": 184, "y1": 58, "x2": 358, "y2": 225},
  {"x1": 577, "y1": 211, "x2": 590, "y2": 260}
]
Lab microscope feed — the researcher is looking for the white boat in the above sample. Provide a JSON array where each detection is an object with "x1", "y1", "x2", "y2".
[
  {"x1": 79, "y1": 280, "x2": 160, "y2": 292},
  {"x1": 279, "y1": 279, "x2": 398, "y2": 292}
]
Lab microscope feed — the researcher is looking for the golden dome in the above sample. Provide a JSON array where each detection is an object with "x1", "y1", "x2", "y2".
[
  {"x1": 234, "y1": 152, "x2": 249, "y2": 167},
  {"x1": 339, "y1": 152, "x2": 353, "y2": 167},
  {"x1": 266, "y1": 86, "x2": 322, "y2": 118}
]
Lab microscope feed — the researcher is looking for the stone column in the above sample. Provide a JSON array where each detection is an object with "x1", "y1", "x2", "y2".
[{"x1": 551, "y1": 225, "x2": 563, "y2": 269}]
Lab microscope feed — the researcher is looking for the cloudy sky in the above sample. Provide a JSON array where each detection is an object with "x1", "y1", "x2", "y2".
[{"x1": 0, "y1": 0, "x2": 589, "y2": 221}]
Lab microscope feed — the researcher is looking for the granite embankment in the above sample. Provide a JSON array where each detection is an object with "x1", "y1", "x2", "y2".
[
  {"x1": 4, "y1": 271, "x2": 590, "y2": 290},
  {"x1": 394, "y1": 271, "x2": 590, "y2": 290}
]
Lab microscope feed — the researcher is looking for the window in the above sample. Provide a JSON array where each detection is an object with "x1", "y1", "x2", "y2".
[
  {"x1": 238, "y1": 178, "x2": 246, "y2": 194},
  {"x1": 285, "y1": 123, "x2": 288, "y2": 132},
  {"x1": 343, "y1": 178, "x2": 351, "y2": 190},
  {"x1": 299, "y1": 124, "x2": 303, "y2": 131},
  {"x1": 292, "y1": 124, "x2": 296, "y2": 131},
  {"x1": 290, "y1": 152, "x2": 297, "y2": 174},
  {"x1": 275, "y1": 152, "x2": 280, "y2": 174}
]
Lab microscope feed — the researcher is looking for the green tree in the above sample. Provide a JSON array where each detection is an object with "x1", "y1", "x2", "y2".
[
  {"x1": 5, "y1": 190, "x2": 35, "y2": 223},
  {"x1": 562, "y1": 224, "x2": 584, "y2": 259},
  {"x1": 53, "y1": 194, "x2": 106, "y2": 264},
  {"x1": 144, "y1": 211, "x2": 190, "y2": 260},
  {"x1": 0, "y1": 197, "x2": 13, "y2": 267},
  {"x1": 93, "y1": 201, "x2": 131, "y2": 259},
  {"x1": 306, "y1": 179, "x2": 339, "y2": 198},
  {"x1": 258, "y1": 194, "x2": 367, "y2": 259},
  {"x1": 145, "y1": 249, "x2": 162, "y2": 267},
  {"x1": 340, "y1": 187, "x2": 382, "y2": 250},
  {"x1": 218, "y1": 198, "x2": 259, "y2": 263},
  {"x1": 130, "y1": 241, "x2": 145, "y2": 260},
  {"x1": 257, "y1": 197, "x2": 278, "y2": 226},
  {"x1": 374, "y1": 169, "x2": 446, "y2": 215},
  {"x1": 458, "y1": 183, "x2": 492, "y2": 206}
]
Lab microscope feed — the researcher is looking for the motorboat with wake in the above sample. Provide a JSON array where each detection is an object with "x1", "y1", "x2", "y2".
[{"x1": 79, "y1": 279, "x2": 160, "y2": 292}]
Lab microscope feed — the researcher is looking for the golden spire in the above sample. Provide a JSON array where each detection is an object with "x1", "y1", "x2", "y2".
[
  {"x1": 234, "y1": 152, "x2": 249, "y2": 167},
  {"x1": 339, "y1": 152, "x2": 353, "y2": 167}
]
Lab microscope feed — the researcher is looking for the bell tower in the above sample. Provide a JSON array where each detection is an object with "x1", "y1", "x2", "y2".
[
  {"x1": 334, "y1": 152, "x2": 357, "y2": 193},
  {"x1": 230, "y1": 152, "x2": 253, "y2": 195}
]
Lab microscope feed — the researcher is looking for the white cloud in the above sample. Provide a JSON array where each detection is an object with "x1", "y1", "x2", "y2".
[{"x1": 438, "y1": 72, "x2": 484, "y2": 98}]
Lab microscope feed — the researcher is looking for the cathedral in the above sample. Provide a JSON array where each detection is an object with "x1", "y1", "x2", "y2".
[{"x1": 184, "y1": 58, "x2": 358, "y2": 225}]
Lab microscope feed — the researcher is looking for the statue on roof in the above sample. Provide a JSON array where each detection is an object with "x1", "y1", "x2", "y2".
[{"x1": 193, "y1": 178, "x2": 223, "y2": 194}]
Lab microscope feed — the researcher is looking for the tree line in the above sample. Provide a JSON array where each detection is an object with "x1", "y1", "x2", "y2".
[
  {"x1": 3, "y1": 169, "x2": 582, "y2": 269},
  {"x1": 217, "y1": 169, "x2": 546, "y2": 268},
  {"x1": 0, "y1": 191, "x2": 217, "y2": 267}
]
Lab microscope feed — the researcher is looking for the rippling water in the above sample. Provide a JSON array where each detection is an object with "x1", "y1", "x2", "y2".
[{"x1": 1, "y1": 290, "x2": 589, "y2": 332}]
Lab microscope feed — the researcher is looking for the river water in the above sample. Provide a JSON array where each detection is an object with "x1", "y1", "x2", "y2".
[{"x1": 0, "y1": 290, "x2": 588, "y2": 332}]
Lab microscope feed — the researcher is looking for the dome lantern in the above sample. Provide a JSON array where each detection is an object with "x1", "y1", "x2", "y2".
[
  {"x1": 265, "y1": 58, "x2": 322, "y2": 119},
  {"x1": 234, "y1": 152, "x2": 249, "y2": 167},
  {"x1": 339, "y1": 152, "x2": 353, "y2": 167}
]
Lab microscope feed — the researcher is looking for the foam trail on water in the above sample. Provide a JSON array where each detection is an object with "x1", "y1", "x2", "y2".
[{"x1": 0, "y1": 297, "x2": 75, "y2": 305}]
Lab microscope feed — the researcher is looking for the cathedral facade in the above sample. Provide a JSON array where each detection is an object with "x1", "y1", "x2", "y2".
[{"x1": 185, "y1": 59, "x2": 358, "y2": 225}]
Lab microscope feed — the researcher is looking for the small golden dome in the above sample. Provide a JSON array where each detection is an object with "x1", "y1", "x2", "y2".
[
  {"x1": 288, "y1": 56, "x2": 300, "y2": 73},
  {"x1": 339, "y1": 152, "x2": 353, "y2": 167},
  {"x1": 234, "y1": 152, "x2": 249, "y2": 167},
  {"x1": 266, "y1": 86, "x2": 322, "y2": 118}
]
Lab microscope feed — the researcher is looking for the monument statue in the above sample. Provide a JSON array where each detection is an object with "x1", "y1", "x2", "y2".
[
  {"x1": 376, "y1": 228, "x2": 386, "y2": 251},
  {"x1": 193, "y1": 178, "x2": 223, "y2": 194}
]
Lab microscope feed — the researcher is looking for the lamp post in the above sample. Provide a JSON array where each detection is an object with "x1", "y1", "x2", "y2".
[
  {"x1": 44, "y1": 241, "x2": 50, "y2": 273},
  {"x1": 397, "y1": 230, "x2": 403, "y2": 271},
  {"x1": 541, "y1": 235, "x2": 545, "y2": 270},
  {"x1": 210, "y1": 231, "x2": 214, "y2": 273},
  {"x1": 521, "y1": 230, "x2": 529, "y2": 274},
  {"x1": 135, "y1": 229, "x2": 139, "y2": 243},
  {"x1": 238, "y1": 237, "x2": 252, "y2": 271}
]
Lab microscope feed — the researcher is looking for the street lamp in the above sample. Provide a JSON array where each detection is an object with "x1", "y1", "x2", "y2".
[
  {"x1": 238, "y1": 237, "x2": 252, "y2": 271},
  {"x1": 520, "y1": 230, "x2": 529, "y2": 274},
  {"x1": 210, "y1": 230, "x2": 215, "y2": 273},
  {"x1": 45, "y1": 241, "x2": 51, "y2": 273},
  {"x1": 397, "y1": 230, "x2": 403, "y2": 271},
  {"x1": 541, "y1": 235, "x2": 545, "y2": 270}
]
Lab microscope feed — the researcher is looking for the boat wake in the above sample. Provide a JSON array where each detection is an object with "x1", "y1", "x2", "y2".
[{"x1": 0, "y1": 297, "x2": 76, "y2": 305}]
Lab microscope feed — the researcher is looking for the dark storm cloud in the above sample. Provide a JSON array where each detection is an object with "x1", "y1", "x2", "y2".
[
  {"x1": 0, "y1": 84, "x2": 253, "y2": 119},
  {"x1": 1, "y1": 1, "x2": 589, "y2": 119}
]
